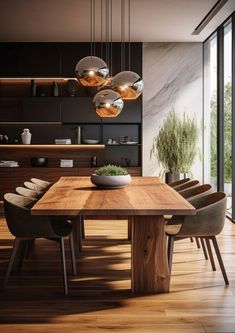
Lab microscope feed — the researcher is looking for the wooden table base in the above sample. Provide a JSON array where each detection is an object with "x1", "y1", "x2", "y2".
[{"x1": 131, "y1": 215, "x2": 170, "y2": 293}]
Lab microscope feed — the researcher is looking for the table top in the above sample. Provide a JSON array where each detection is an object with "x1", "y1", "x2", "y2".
[{"x1": 31, "y1": 176, "x2": 196, "y2": 216}]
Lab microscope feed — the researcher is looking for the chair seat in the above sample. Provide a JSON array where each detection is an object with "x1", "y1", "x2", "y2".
[{"x1": 165, "y1": 224, "x2": 182, "y2": 236}]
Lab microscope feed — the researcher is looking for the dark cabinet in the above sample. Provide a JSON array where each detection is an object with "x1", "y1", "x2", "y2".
[
  {"x1": 0, "y1": 44, "x2": 21, "y2": 77},
  {"x1": 0, "y1": 98, "x2": 22, "y2": 121},
  {"x1": 22, "y1": 98, "x2": 61, "y2": 122},
  {"x1": 61, "y1": 97, "x2": 101, "y2": 123},
  {"x1": 103, "y1": 98, "x2": 142, "y2": 123},
  {"x1": 20, "y1": 43, "x2": 61, "y2": 77},
  {"x1": 60, "y1": 43, "x2": 90, "y2": 77}
]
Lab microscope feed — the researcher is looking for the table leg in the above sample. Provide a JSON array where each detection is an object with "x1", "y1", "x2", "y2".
[{"x1": 131, "y1": 215, "x2": 170, "y2": 293}]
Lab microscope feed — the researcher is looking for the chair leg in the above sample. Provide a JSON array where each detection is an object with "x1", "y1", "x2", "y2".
[
  {"x1": 59, "y1": 237, "x2": 68, "y2": 296},
  {"x1": 69, "y1": 233, "x2": 77, "y2": 276},
  {"x1": 24, "y1": 239, "x2": 35, "y2": 260},
  {"x1": 3, "y1": 238, "x2": 21, "y2": 288},
  {"x1": 167, "y1": 236, "x2": 174, "y2": 275},
  {"x1": 211, "y1": 236, "x2": 229, "y2": 285},
  {"x1": 190, "y1": 237, "x2": 194, "y2": 243},
  {"x1": 200, "y1": 238, "x2": 208, "y2": 260},
  {"x1": 128, "y1": 218, "x2": 132, "y2": 240},
  {"x1": 195, "y1": 237, "x2": 201, "y2": 248},
  {"x1": 205, "y1": 238, "x2": 216, "y2": 271},
  {"x1": 81, "y1": 216, "x2": 85, "y2": 240}
]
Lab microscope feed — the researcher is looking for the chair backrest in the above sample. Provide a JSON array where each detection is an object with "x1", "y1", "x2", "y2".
[
  {"x1": 178, "y1": 192, "x2": 227, "y2": 237},
  {"x1": 31, "y1": 178, "x2": 51, "y2": 190},
  {"x1": 169, "y1": 178, "x2": 190, "y2": 188},
  {"x1": 3, "y1": 193, "x2": 57, "y2": 239},
  {"x1": 173, "y1": 180, "x2": 199, "y2": 191},
  {"x1": 179, "y1": 184, "x2": 212, "y2": 199},
  {"x1": 24, "y1": 181, "x2": 44, "y2": 192},
  {"x1": 16, "y1": 186, "x2": 42, "y2": 199}
]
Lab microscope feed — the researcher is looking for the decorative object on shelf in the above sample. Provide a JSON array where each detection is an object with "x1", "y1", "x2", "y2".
[
  {"x1": 55, "y1": 139, "x2": 71, "y2": 145},
  {"x1": 30, "y1": 157, "x2": 48, "y2": 167},
  {"x1": 0, "y1": 160, "x2": 19, "y2": 167},
  {"x1": 0, "y1": 134, "x2": 9, "y2": 144},
  {"x1": 83, "y1": 139, "x2": 99, "y2": 144},
  {"x1": 21, "y1": 128, "x2": 32, "y2": 145},
  {"x1": 91, "y1": 164, "x2": 131, "y2": 188},
  {"x1": 37, "y1": 86, "x2": 46, "y2": 97},
  {"x1": 30, "y1": 79, "x2": 37, "y2": 97},
  {"x1": 77, "y1": 126, "x2": 82, "y2": 144},
  {"x1": 66, "y1": 79, "x2": 79, "y2": 96},
  {"x1": 91, "y1": 156, "x2": 97, "y2": 167},
  {"x1": 151, "y1": 109, "x2": 198, "y2": 183},
  {"x1": 112, "y1": 0, "x2": 143, "y2": 100},
  {"x1": 122, "y1": 157, "x2": 131, "y2": 167},
  {"x1": 60, "y1": 159, "x2": 74, "y2": 168},
  {"x1": 51, "y1": 81, "x2": 59, "y2": 97},
  {"x1": 119, "y1": 135, "x2": 130, "y2": 144},
  {"x1": 75, "y1": 0, "x2": 109, "y2": 87},
  {"x1": 93, "y1": 89, "x2": 124, "y2": 117}
]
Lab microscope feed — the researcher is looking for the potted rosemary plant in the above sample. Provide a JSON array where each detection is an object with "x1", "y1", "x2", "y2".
[
  {"x1": 151, "y1": 110, "x2": 198, "y2": 183},
  {"x1": 91, "y1": 164, "x2": 131, "y2": 188}
]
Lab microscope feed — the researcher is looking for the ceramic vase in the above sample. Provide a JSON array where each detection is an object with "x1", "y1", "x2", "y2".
[{"x1": 21, "y1": 128, "x2": 32, "y2": 144}]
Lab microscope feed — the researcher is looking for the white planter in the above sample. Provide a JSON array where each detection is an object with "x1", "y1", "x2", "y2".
[
  {"x1": 21, "y1": 128, "x2": 32, "y2": 144},
  {"x1": 91, "y1": 174, "x2": 131, "y2": 188}
]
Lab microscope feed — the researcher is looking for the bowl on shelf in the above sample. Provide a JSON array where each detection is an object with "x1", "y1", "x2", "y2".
[
  {"x1": 83, "y1": 139, "x2": 100, "y2": 144},
  {"x1": 30, "y1": 157, "x2": 48, "y2": 167}
]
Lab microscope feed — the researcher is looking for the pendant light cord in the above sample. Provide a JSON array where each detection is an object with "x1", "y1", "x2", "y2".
[
  {"x1": 90, "y1": 0, "x2": 93, "y2": 57},
  {"x1": 128, "y1": 0, "x2": 131, "y2": 71}
]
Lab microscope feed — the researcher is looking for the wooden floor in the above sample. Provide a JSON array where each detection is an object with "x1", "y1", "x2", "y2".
[{"x1": 0, "y1": 216, "x2": 235, "y2": 333}]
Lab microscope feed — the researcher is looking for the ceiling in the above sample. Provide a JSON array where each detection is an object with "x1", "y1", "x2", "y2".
[{"x1": 0, "y1": 0, "x2": 234, "y2": 42}]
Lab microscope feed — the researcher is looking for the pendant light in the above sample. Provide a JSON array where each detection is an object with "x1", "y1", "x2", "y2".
[
  {"x1": 112, "y1": 0, "x2": 143, "y2": 100},
  {"x1": 93, "y1": 89, "x2": 124, "y2": 117},
  {"x1": 75, "y1": 0, "x2": 109, "y2": 87},
  {"x1": 93, "y1": 0, "x2": 124, "y2": 117}
]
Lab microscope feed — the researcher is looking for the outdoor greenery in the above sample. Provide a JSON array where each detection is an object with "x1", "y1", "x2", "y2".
[
  {"x1": 151, "y1": 110, "x2": 198, "y2": 174},
  {"x1": 210, "y1": 81, "x2": 232, "y2": 183},
  {"x1": 95, "y1": 164, "x2": 128, "y2": 176}
]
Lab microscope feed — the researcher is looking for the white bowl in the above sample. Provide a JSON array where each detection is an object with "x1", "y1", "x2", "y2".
[
  {"x1": 83, "y1": 139, "x2": 99, "y2": 144},
  {"x1": 90, "y1": 174, "x2": 131, "y2": 188}
]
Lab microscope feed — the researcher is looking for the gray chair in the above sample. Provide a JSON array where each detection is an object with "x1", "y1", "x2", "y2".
[
  {"x1": 31, "y1": 178, "x2": 52, "y2": 190},
  {"x1": 3, "y1": 193, "x2": 77, "y2": 295},
  {"x1": 24, "y1": 181, "x2": 45, "y2": 192},
  {"x1": 168, "y1": 178, "x2": 191, "y2": 188},
  {"x1": 166, "y1": 192, "x2": 229, "y2": 285},
  {"x1": 173, "y1": 180, "x2": 199, "y2": 192},
  {"x1": 16, "y1": 186, "x2": 43, "y2": 199}
]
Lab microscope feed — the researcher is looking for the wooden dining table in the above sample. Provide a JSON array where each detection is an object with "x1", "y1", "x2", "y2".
[{"x1": 31, "y1": 176, "x2": 195, "y2": 294}]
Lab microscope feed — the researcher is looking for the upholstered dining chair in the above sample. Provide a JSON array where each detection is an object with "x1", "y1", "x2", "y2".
[
  {"x1": 166, "y1": 192, "x2": 229, "y2": 285},
  {"x1": 173, "y1": 180, "x2": 200, "y2": 192},
  {"x1": 3, "y1": 193, "x2": 77, "y2": 295},
  {"x1": 31, "y1": 178, "x2": 52, "y2": 190},
  {"x1": 179, "y1": 184, "x2": 212, "y2": 200},
  {"x1": 168, "y1": 178, "x2": 191, "y2": 188}
]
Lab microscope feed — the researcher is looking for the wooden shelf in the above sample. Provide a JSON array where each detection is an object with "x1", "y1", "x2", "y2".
[{"x1": 0, "y1": 144, "x2": 105, "y2": 151}]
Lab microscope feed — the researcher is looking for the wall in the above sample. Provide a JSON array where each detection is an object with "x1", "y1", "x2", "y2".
[{"x1": 143, "y1": 42, "x2": 203, "y2": 180}]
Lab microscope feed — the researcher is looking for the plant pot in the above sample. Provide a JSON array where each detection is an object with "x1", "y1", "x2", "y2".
[
  {"x1": 90, "y1": 174, "x2": 131, "y2": 189},
  {"x1": 165, "y1": 172, "x2": 188, "y2": 184}
]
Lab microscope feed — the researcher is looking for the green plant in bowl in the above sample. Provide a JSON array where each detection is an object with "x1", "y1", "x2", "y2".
[
  {"x1": 95, "y1": 164, "x2": 128, "y2": 176},
  {"x1": 91, "y1": 164, "x2": 131, "y2": 188}
]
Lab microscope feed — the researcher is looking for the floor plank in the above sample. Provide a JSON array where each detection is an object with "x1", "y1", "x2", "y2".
[{"x1": 0, "y1": 216, "x2": 235, "y2": 332}]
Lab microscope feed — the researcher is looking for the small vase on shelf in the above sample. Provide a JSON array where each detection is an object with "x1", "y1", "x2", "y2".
[
  {"x1": 30, "y1": 80, "x2": 37, "y2": 97},
  {"x1": 21, "y1": 128, "x2": 32, "y2": 145},
  {"x1": 51, "y1": 81, "x2": 59, "y2": 96}
]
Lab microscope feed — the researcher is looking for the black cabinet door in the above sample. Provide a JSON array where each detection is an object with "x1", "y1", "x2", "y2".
[
  {"x1": 102, "y1": 98, "x2": 142, "y2": 123},
  {"x1": 0, "y1": 98, "x2": 22, "y2": 121},
  {"x1": 0, "y1": 43, "x2": 21, "y2": 77},
  {"x1": 61, "y1": 97, "x2": 101, "y2": 123},
  {"x1": 20, "y1": 43, "x2": 61, "y2": 77},
  {"x1": 22, "y1": 98, "x2": 61, "y2": 122},
  {"x1": 60, "y1": 43, "x2": 90, "y2": 77}
]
